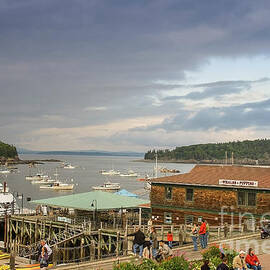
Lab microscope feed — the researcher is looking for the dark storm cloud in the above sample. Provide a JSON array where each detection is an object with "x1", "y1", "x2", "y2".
[{"x1": 1, "y1": 0, "x2": 270, "y2": 148}]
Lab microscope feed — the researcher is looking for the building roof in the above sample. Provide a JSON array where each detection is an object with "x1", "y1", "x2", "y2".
[
  {"x1": 115, "y1": 189, "x2": 138, "y2": 197},
  {"x1": 31, "y1": 191, "x2": 149, "y2": 211},
  {"x1": 151, "y1": 165, "x2": 270, "y2": 190}
]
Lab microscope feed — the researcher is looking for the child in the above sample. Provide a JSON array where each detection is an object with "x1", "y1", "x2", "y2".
[{"x1": 167, "y1": 231, "x2": 173, "y2": 249}]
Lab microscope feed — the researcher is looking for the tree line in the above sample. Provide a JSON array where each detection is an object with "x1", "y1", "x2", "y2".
[
  {"x1": 0, "y1": 141, "x2": 18, "y2": 159},
  {"x1": 144, "y1": 139, "x2": 270, "y2": 161}
]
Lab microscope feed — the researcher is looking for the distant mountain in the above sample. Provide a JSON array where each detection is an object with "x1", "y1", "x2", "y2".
[{"x1": 18, "y1": 148, "x2": 143, "y2": 157}]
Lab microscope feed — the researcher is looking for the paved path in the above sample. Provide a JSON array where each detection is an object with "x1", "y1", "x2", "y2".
[{"x1": 258, "y1": 253, "x2": 270, "y2": 268}]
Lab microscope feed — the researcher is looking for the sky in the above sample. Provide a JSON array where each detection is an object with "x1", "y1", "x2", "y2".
[{"x1": 1, "y1": 0, "x2": 270, "y2": 152}]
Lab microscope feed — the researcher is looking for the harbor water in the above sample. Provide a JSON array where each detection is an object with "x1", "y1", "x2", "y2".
[{"x1": 1, "y1": 154, "x2": 195, "y2": 210}]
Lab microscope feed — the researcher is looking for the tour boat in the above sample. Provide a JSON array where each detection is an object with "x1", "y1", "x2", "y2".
[
  {"x1": 92, "y1": 181, "x2": 120, "y2": 192},
  {"x1": 40, "y1": 181, "x2": 74, "y2": 190}
]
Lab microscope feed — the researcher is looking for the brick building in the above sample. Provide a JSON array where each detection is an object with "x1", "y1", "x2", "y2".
[{"x1": 150, "y1": 165, "x2": 270, "y2": 226}]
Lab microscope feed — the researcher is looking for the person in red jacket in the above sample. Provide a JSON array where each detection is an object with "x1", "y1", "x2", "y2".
[
  {"x1": 167, "y1": 231, "x2": 173, "y2": 249},
  {"x1": 199, "y1": 219, "x2": 207, "y2": 249},
  {"x1": 245, "y1": 248, "x2": 262, "y2": 270}
]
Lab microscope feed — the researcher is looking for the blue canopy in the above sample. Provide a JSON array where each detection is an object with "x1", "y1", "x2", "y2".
[{"x1": 115, "y1": 189, "x2": 138, "y2": 198}]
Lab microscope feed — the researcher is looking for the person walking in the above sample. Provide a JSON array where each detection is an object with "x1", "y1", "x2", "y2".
[
  {"x1": 245, "y1": 248, "x2": 262, "y2": 270},
  {"x1": 40, "y1": 240, "x2": 52, "y2": 259},
  {"x1": 191, "y1": 223, "x2": 199, "y2": 251},
  {"x1": 39, "y1": 246, "x2": 49, "y2": 270},
  {"x1": 128, "y1": 227, "x2": 145, "y2": 257},
  {"x1": 233, "y1": 250, "x2": 247, "y2": 270},
  {"x1": 167, "y1": 231, "x2": 173, "y2": 249},
  {"x1": 149, "y1": 227, "x2": 158, "y2": 258},
  {"x1": 199, "y1": 219, "x2": 207, "y2": 249}
]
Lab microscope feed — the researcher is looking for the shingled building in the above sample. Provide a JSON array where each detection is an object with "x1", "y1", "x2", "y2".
[{"x1": 150, "y1": 165, "x2": 270, "y2": 226}]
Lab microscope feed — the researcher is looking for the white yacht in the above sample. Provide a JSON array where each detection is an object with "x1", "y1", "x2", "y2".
[{"x1": 92, "y1": 181, "x2": 120, "y2": 192}]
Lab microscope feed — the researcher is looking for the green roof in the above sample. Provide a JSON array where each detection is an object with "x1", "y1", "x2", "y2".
[{"x1": 31, "y1": 191, "x2": 149, "y2": 211}]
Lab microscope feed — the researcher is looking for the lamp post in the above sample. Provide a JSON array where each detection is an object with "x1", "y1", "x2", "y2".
[{"x1": 91, "y1": 199, "x2": 97, "y2": 228}]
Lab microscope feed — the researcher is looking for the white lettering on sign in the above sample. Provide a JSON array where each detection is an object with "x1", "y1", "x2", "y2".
[{"x1": 219, "y1": 179, "x2": 258, "y2": 187}]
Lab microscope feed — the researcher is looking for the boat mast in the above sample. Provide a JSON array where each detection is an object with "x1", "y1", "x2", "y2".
[{"x1": 155, "y1": 152, "x2": 158, "y2": 178}]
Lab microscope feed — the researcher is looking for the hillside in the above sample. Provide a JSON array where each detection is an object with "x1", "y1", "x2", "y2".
[
  {"x1": 0, "y1": 141, "x2": 18, "y2": 160},
  {"x1": 144, "y1": 139, "x2": 270, "y2": 165}
]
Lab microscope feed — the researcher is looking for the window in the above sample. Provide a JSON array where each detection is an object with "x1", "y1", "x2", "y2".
[
  {"x1": 165, "y1": 186, "x2": 172, "y2": 200},
  {"x1": 185, "y1": 215, "x2": 194, "y2": 225},
  {"x1": 247, "y1": 192, "x2": 256, "y2": 206},
  {"x1": 238, "y1": 191, "x2": 256, "y2": 207},
  {"x1": 164, "y1": 212, "x2": 172, "y2": 224},
  {"x1": 186, "y1": 188, "x2": 194, "y2": 201},
  {"x1": 238, "y1": 191, "x2": 246, "y2": 206}
]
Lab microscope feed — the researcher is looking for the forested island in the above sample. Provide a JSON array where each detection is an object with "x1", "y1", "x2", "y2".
[
  {"x1": 0, "y1": 141, "x2": 18, "y2": 162},
  {"x1": 144, "y1": 139, "x2": 270, "y2": 165}
]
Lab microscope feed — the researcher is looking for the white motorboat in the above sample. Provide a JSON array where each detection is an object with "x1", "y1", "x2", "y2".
[
  {"x1": 0, "y1": 169, "x2": 10, "y2": 174},
  {"x1": 40, "y1": 181, "x2": 74, "y2": 190},
  {"x1": 25, "y1": 173, "x2": 49, "y2": 181},
  {"x1": 101, "y1": 169, "x2": 120, "y2": 175},
  {"x1": 31, "y1": 179, "x2": 56, "y2": 185},
  {"x1": 92, "y1": 181, "x2": 120, "y2": 192},
  {"x1": 63, "y1": 164, "x2": 75, "y2": 169},
  {"x1": 120, "y1": 170, "x2": 138, "y2": 177}
]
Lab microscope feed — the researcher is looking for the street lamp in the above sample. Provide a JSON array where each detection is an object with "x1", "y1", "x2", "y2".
[{"x1": 91, "y1": 199, "x2": 97, "y2": 227}]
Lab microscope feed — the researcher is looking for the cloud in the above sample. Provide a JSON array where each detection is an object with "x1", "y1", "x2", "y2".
[
  {"x1": 161, "y1": 78, "x2": 270, "y2": 101},
  {"x1": 1, "y1": 1, "x2": 270, "y2": 150}
]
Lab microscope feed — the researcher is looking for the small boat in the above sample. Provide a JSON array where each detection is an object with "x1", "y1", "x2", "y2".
[
  {"x1": 40, "y1": 181, "x2": 74, "y2": 190},
  {"x1": 63, "y1": 164, "x2": 75, "y2": 169},
  {"x1": 0, "y1": 169, "x2": 10, "y2": 174},
  {"x1": 31, "y1": 179, "x2": 56, "y2": 185},
  {"x1": 92, "y1": 181, "x2": 120, "y2": 192},
  {"x1": 120, "y1": 170, "x2": 138, "y2": 177},
  {"x1": 101, "y1": 169, "x2": 120, "y2": 175},
  {"x1": 25, "y1": 173, "x2": 49, "y2": 181}
]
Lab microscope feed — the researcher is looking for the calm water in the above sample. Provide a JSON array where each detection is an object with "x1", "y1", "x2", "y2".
[{"x1": 1, "y1": 154, "x2": 195, "y2": 209}]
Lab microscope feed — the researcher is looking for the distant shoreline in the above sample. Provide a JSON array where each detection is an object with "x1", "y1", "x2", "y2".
[{"x1": 135, "y1": 158, "x2": 270, "y2": 166}]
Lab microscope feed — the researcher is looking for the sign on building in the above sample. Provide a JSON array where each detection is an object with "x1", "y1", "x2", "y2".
[
  {"x1": 219, "y1": 179, "x2": 258, "y2": 187},
  {"x1": 57, "y1": 216, "x2": 72, "y2": 224}
]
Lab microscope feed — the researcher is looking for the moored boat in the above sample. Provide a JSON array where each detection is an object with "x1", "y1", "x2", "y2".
[
  {"x1": 101, "y1": 169, "x2": 120, "y2": 175},
  {"x1": 40, "y1": 181, "x2": 74, "y2": 190},
  {"x1": 120, "y1": 170, "x2": 138, "y2": 177},
  {"x1": 92, "y1": 181, "x2": 120, "y2": 192}
]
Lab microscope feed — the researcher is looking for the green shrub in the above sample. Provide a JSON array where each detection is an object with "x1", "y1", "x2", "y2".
[{"x1": 159, "y1": 256, "x2": 190, "y2": 270}]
